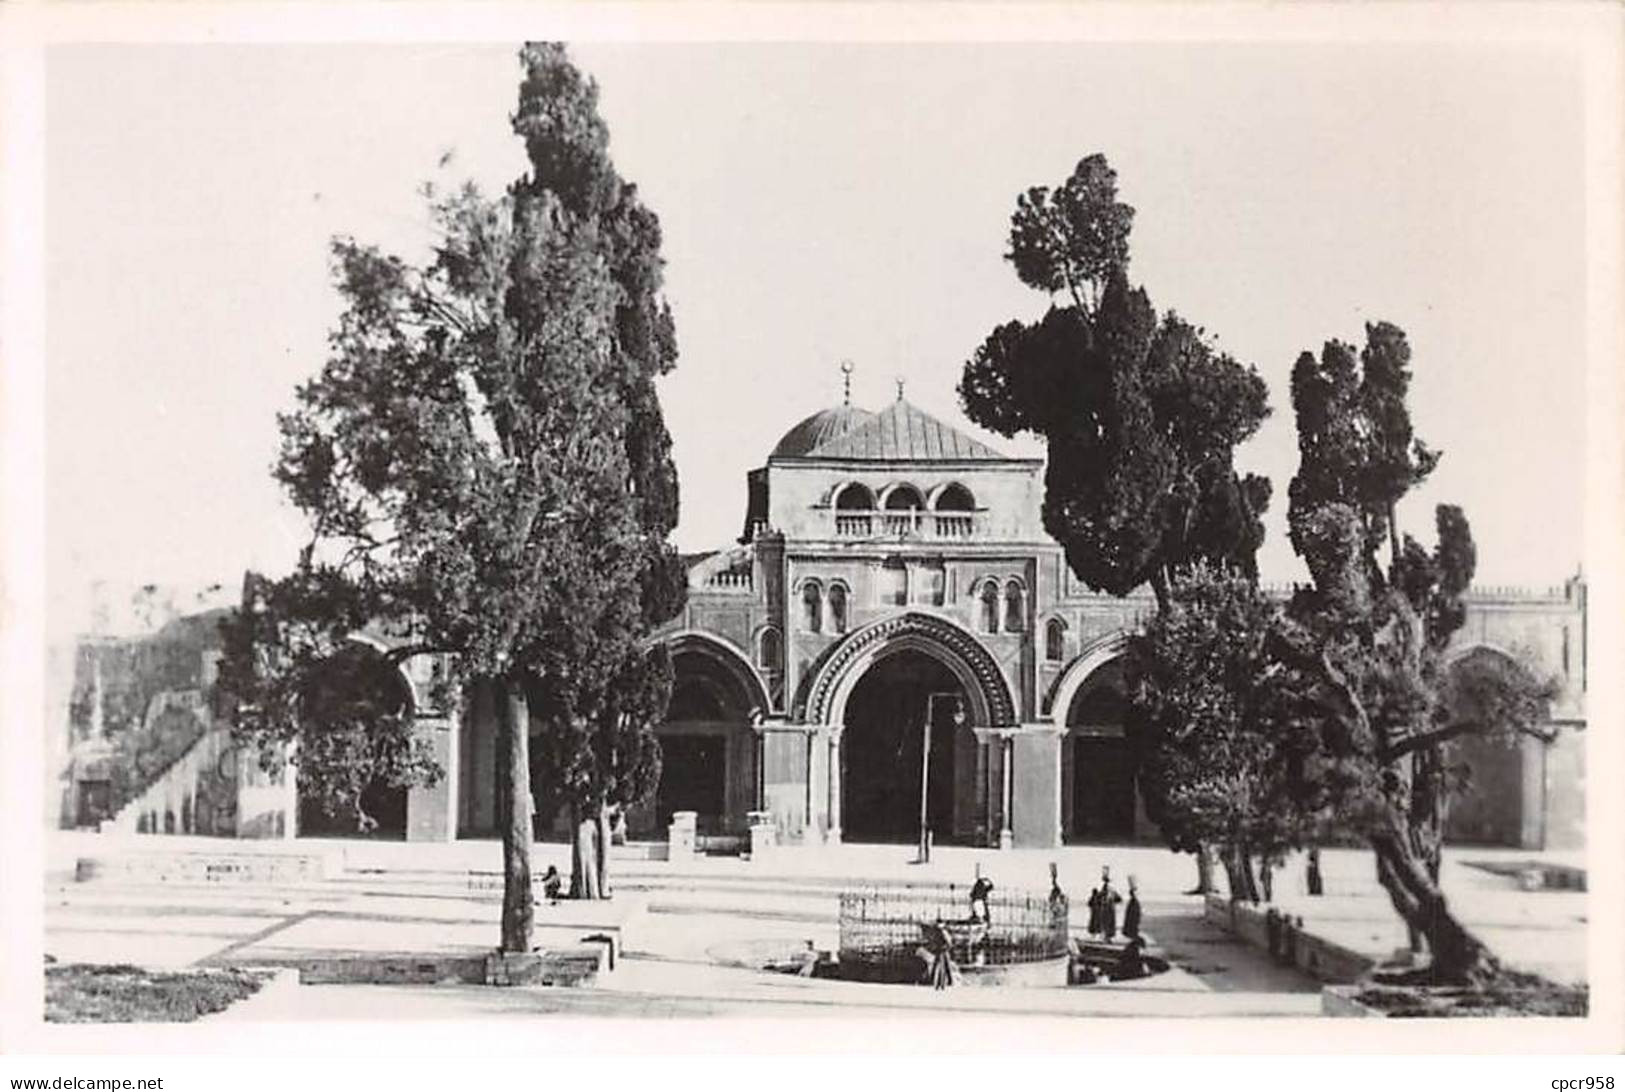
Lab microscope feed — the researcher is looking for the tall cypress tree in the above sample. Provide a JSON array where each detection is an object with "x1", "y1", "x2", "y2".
[
  {"x1": 219, "y1": 43, "x2": 684, "y2": 950},
  {"x1": 959, "y1": 155, "x2": 1271, "y2": 613}
]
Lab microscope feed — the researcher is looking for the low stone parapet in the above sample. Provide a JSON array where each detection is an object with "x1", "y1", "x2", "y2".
[
  {"x1": 75, "y1": 849, "x2": 330, "y2": 885},
  {"x1": 1203, "y1": 893, "x2": 1374, "y2": 984},
  {"x1": 483, "y1": 945, "x2": 609, "y2": 987},
  {"x1": 292, "y1": 953, "x2": 487, "y2": 986}
]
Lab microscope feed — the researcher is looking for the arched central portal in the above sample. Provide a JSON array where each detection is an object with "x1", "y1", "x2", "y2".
[{"x1": 842, "y1": 650, "x2": 971, "y2": 843}]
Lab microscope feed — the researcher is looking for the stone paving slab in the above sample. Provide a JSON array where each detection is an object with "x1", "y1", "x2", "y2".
[{"x1": 44, "y1": 830, "x2": 1588, "y2": 1019}]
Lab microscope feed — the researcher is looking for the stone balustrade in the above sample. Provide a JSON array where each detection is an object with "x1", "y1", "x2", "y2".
[{"x1": 832, "y1": 509, "x2": 984, "y2": 539}]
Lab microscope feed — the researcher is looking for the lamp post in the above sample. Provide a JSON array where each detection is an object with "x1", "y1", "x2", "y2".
[
  {"x1": 917, "y1": 695, "x2": 967, "y2": 864},
  {"x1": 917, "y1": 704, "x2": 933, "y2": 863}
]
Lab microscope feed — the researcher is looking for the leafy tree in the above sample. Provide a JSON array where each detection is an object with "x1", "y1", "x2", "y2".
[
  {"x1": 218, "y1": 590, "x2": 437, "y2": 835},
  {"x1": 509, "y1": 41, "x2": 687, "y2": 898},
  {"x1": 1286, "y1": 324, "x2": 1439, "y2": 572},
  {"x1": 1005, "y1": 153, "x2": 1135, "y2": 313},
  {"x1": 1126, "y1": 565, "x2": 1321, "y2": 903},
  {"x1": 960, "y1": 156, "x2": 1271, "y2": 613},
  {"x1": 1273, "y1": 324, "x2": 1560, "y2": 984},
  {"x1": 218, "y1": 43, "x2": 683, "y2": 951},
  {"x1": 960, "y1": 153, "x2": 1271, "y2": 892}
]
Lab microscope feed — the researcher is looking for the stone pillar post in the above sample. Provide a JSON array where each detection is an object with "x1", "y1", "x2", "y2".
[
  {"x1": 804, "y1": 731, "x2": 818, "y2": 844},
  {"x1": 405, "y1": 656, "x2": 460, "y2": 842},
  {"x1": 1000, "y1": 732, "x2": 1015, "y2": 850},
  {"x1": 754, "y1": 729, "x2": 766, "y2": 811},
  {"x1": 973, "y1": 731, "x2": 992, "y2": 847},
  {"x1": 825, "y1": 726, "x2": 843, "y2": 844},
  {"x1": 406, "y1": 714, "x2": 459, "y2": 842}
]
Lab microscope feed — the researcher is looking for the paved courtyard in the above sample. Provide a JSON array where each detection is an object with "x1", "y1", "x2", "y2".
[{"x1": 39, "y1": 832, "x2": 1587, "y2": 1021}]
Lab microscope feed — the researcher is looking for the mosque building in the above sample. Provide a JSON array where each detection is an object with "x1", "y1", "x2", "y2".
[
  {"x1": 601, "y1": 376, "x2": 1585, "y2": 851},
  {"x1": 65, "y1": 378, "x2": 1589, "y2": 853}
]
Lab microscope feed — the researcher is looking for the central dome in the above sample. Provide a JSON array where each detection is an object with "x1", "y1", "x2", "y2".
[{"x1": 770, "y1": 405, "x2": 876, "y2": 459}]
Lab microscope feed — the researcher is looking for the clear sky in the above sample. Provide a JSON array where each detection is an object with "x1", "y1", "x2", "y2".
[{"x1": 44, "y1": 40, "x2": 1587, "y2": 635}]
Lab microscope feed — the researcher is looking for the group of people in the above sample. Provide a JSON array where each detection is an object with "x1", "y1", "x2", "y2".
[
  {"x1": 1084, "y1": 865, "x2": 1141, "y2": 943},
  {"x1": 1264, "y1": 907, "x2": 1306, "y2": 966},
  {"x1": 913, "y1": 863, "x2": 1155, "y2": 989}
]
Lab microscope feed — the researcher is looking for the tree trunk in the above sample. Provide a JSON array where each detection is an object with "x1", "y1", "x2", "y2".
[
  {"x1": 1404, "y1": 747, "x2": 1448, "y2": 954},
  {"x1": 1149, "y1": 568, "x2": 1171, "y2": 616},
  {"x1": 1239, "y1": 847, "x2": 1260, "y2": 904},
  {"x1": 1387, "y1": 502, "x2": 1402, "y2": 577},
  {"x1": 1221, "y1": 846, "x2": 1258, "y2": 904},
  {"x1": 1259, "y1": 857, "x2": 1274, "y2": 903},
  {"x1": 594, "y1": 801, "x2": 612, "y2": 897},
  {"x1": 1194, "y1": 843, "x2": 1215, "y2": 895},
  {"x1": 1370, "y1": 819, "x2": 1501, "y2": 986},
  {"x1": 496, "y1": 676, "x2": 534, "y2": 953},
  {"x1": 569, "y1": 801, "x2": 602, "y2": 900},
  {"x1": 568, "y1": 801, "x2": 583, "y2": 896}
]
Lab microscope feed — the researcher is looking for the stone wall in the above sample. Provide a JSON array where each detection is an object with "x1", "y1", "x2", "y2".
[{"x1": 1203, "y1": 894, "x2": 1375, "y2": 984}]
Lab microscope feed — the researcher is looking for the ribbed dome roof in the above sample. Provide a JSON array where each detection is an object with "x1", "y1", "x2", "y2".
[
  {"x1": 769, "y1": 398, "x2": 1006, "y2": 462},
  {"x1": 770, "y1": 405, "x2": 876, "y2": 458}
]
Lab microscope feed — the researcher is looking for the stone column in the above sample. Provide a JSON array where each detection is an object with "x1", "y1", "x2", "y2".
[
  {"x1": 406, "y1": 714, "x2": 459, "y2": 842},
  {"x1": 1000, "y1": 732, "x2": 1015, "y2": 850},
  {"x1": 405, "y1": 655, "x2": 460, "y2": 842},
  {"x1": 804, "y1": 731, "x2": 818, "y2": 844},
  {"x1": 754, "y1": 729, "x2": 766, "y2": 811},
  {"x1": 825, "y1": 726, "x2": 843, "y2": 844}
]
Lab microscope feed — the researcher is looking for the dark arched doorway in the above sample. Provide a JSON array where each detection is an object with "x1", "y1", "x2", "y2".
[
  {"x1": 1064, "y1": 659, "x2": 1142, "y2": 843},
  {"x1": 841, "y1": 650, "x2": 968, "y2": 843},
  {"x1": 642, "y1": 642, "x2": 764, "y2": 839},
  {"x1": 1440, "y1": 646, "x2": 1545, "y2": 847},
  {"x1": 294, "y1": 642, "x2": 412, "y2": 839}
]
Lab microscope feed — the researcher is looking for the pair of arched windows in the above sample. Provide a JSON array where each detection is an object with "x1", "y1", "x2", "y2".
[
  {"x1": 980, "y1": 579, "x2": 1025, "y2": 634},
  {"x1": 801, "y1": 580, "x2": 849, "y2": 634}
]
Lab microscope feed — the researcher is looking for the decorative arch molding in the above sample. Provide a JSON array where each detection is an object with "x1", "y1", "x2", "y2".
[
  {"x1": 342, "y1": 632, "x2": 422, "y2": 714},
  {"x1": 803, "y1": 610, "x2": 1017, "y2": 728},
  {"x1": 1044, "y1": 630, "x2": 1128, "y2": 721},
  {"x1": 659, "y1": 629, "x2": 773, "y2": 718},
  {"x1": 1442, "y1": 641, "x2": 1523, "y2": 670}
]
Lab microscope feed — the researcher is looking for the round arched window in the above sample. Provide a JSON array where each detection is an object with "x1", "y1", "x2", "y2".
[
  {"x1": 827, "y1": 584, "x2": 849, "y2": 634},
  {"x1": 934, "y1": 483, "x2": 975, "y2": 511},
  {"x1": 1045, "y1": 618, "x2": 1065, "y2": 662},
  {"x1": 802, "y1": 582, "x2": 823, "y2": 633},
  {"x1": 758, "y1": 627, "x2": 782, "y2": 672},
  {"x1": 884, "y1": 484, "x2": 925, "y2": 510},
  {"x1": 835, "y1": 483, "x2": 875, "y2": 510},
  {"x1": 1004, "y1": 581, "x2": 1025, "y2": 633},
  {"x1": 980, "y1": 580, "x2": 1000, "y2": 634}
]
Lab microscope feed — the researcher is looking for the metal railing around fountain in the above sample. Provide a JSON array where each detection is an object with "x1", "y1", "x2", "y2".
[{"x1": 837, "y1": 884, "x2": 1070, "y2": 980}]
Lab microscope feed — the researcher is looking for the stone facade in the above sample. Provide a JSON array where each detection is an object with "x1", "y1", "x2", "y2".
[
  {"x1": 59, "y1": 399, "x2": 1589, "y2": 853},
  {"x1": 526, "y1": 394, "x2": 1586, "y2": 852}
]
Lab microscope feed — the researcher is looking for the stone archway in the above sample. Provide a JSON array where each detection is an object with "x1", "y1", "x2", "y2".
[
  {"x1": 804, "y1": 612, "x2": 1016, "y2": 846},
  {"x1": 641, "y1": 631, "x2": 771, "y2": 840},
  {"x1": 295, "y1": 638, "x2": 416, "y2": 839},
  {"x1": 1439, "y1": 644, "x2": 1550, "y2": 848},
  {"x1": 1062, "y1": 656, "x2": 1143, "y2": 843},
  {"x1": 805, "y1": 611, "x2": 1016, "y2": 730}
]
